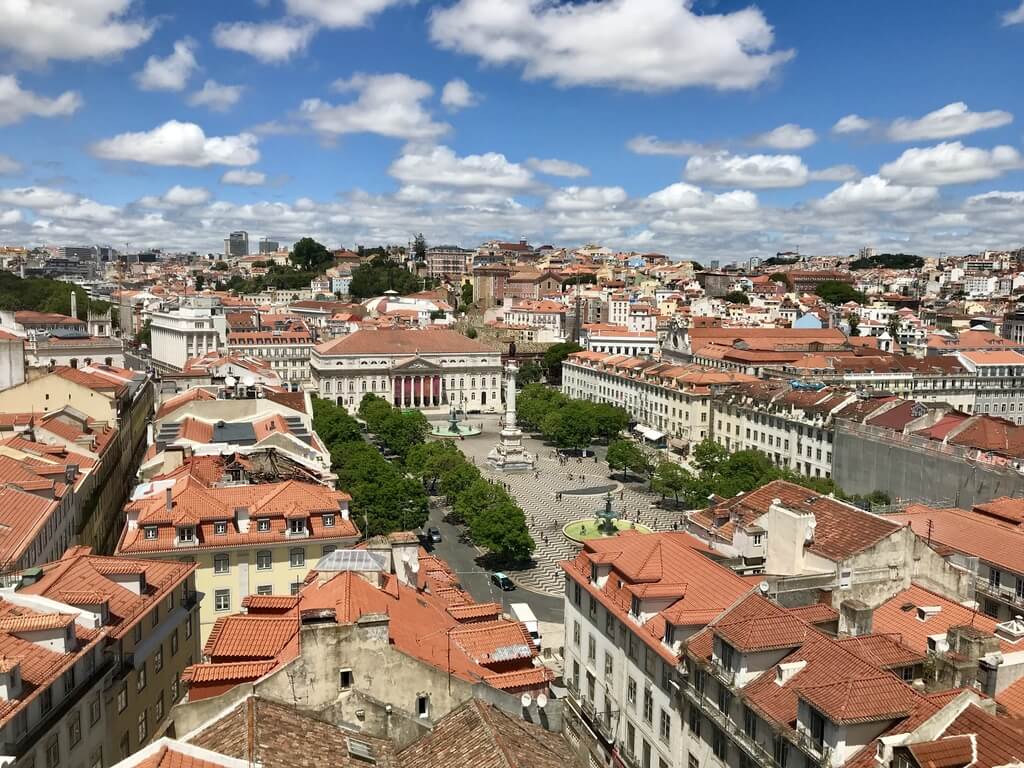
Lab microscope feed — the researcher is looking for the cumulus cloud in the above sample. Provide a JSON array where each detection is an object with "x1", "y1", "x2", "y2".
[
  {"x1": 212, "y1": 20, "x2": 315, "y2": 63},
  {"x1": 685, "y1": 151, "x2": 809, "y2": 188},
  {"x1": 880, "y1": 141, "x2": 1024, "y2": 186},
  {"x1": 300, "y1": 73, "x2": 448, "y2": 140},
  {"x1": 440, "y1": 79, "x2": 477, "y2": 110},
  {"x1": 221, "y1": 169, "x2": 268, "y2": 186},
  {"x1": 135, "y1": 39, "x2": 198, "y2": 92},
  {"x1": 526, "y1": 158, "x2": 590, "y2": 178},
  {"x1": 626, "y1": 135, "x2": 706, "y2": 156},
  {"x1": 816, "y1": 174, "x2": 938, "y2": 212},
  {"x1": 546, "y1": 186, "x2": 627, "y2": 211},
  {"x1": 1002, "y1": 1, "x2": 1024, "y2": 25},
  {"x1": 888, "y1": 102, "x2": 1013, "y2": 141},
  {"x1": 284, "y1": 0, "x2": 408, "y2": 27},
  {"x1": 750, "y1": 123, "x2": 817, "y2": 150},
  {"x1": 0, "y1": 155, "x2": 21, "y2": 175},
  {"x1": 832, "y1": 114, "x2": 872, "y2": 134},
  {"x1": 429, "y1": 0, "x2": 794, "y2": 91},
  {"x1": 187, "y1": 80, "x2": 245, "y2": 111},
  {"x1": 0, "y1": 0, "x2": 153, "y2": 65},
  {"x1": 139, "y1": 185, "x2": 211, "y2": 208},
  {"x1": 0, "y1": 186, "x2": 77, "y2": 209},
  {"x1": 0, "y1": 210, "x2": 22, "y2": 227},
  {"x1": 91, "y1": 120, "x2": 260, "y2": 167},
  {"x1": 389, "y1": 145, "x2": 534, "y2": 190},
  {"x1": 809, "y1": 164, "x2": 861, "y2": 182},
  {"x1": 0, "y1": 76, "x2": 82, "y2": 126}
]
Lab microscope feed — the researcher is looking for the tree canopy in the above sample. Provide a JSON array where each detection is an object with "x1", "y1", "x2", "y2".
[
  {"x1": 349, "y1": 255, "x2": 422, "y2": 299},
  {"x1": 542, "y1": 342, "x2": 583, "y2": 384},
  {"x1": 724, "y1": 290, "x2": 750, "y2": 305},
  {"x1": 850, "y1": 253, "x2": 923, "y2": 270},
  {"x1": 0, "y1": 273, "x2": 110, "y2": 318},
  {"x1": 517, "y1": 385, "x2": 628, "y2": 450},
  {"x1": 815, "y1": 280, "x2": 866, "y2": 305},
  {"x1": 413, "y1": 233, "x2": 427, "y2": 263},
  {"x1": 289, "y1": 237, "x2": 334, "y2": 272}
]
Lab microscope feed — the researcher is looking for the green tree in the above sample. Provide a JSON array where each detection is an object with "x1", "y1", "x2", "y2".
[
  {"x1": 542, "y1": 342, "x2": 583, "y2": 385},
  {"x1": 137, "y1": 319, "x2": 152, "y2": 348},
  {"x1": 376, "y1": 409, "x2": 429, "y2": 458},
  {"x1": 441, "y1": 463, "x2": 484, "y2": 509},
  {"x1": 469, "y1": 500, "x2": 534, "y2": 563},
  {"x1": 653, "y1": 461, "x2": 691, "y2": 506},
  {"x1": 635, "y1": 446, "x2": 659, "y2": 490},
  {"x1": 542, "y1": 400, "x2": 595, "y2": 452},
  {"x1": 453, "y1": 478, "x2": 503, "y2": 524},
  {"x1": 350, "y1": 474, "x2": 428, "y2": 537},
  {"x1": 517, "y1": 384, "x2": 566, "y2": 432},
  {"x1": 313, "y1": 397, "x2": 363, "y2": 446},
  {"x1": 517, "y1": 360, "x2": 543, "y2": 386},
  {"x1": 846, "y1": 313, "x2": 861, "y2": 337},
  {"x1": 724, "y1": 290, "x2": 750, "y2": 304},
  {"x1": 815, "y1": 280, "x2": 865, "y2": 305},
  {"x1": 769, "y1": 272, "x2": 793, "y2": 290},
  {"x1": 465, "y1": 326, "x2": 478, "y2": 339},
  {"x1": 290, "y1": 237, "x2": 333, "y2": 272},
  {"x1": 212, "y1": 261, "x2": 228, "y2": 270},
  {"x1": 607, "y1": 439, "x2": 644, "y2": 480},
  {"x1": 358, "y1": 393, "x2": 392, "y2": 431},
  {"x1": 692, "y1": 439, "x2": 728, "y2": 476},
  {"x1": 460, "y1": 282, "x2": 474, "y2": 307},
  {"x1": 590, "y1": 402, "x2": 629, "y2": 442},
  {"x1": 194, "y1": 273, "x2": 205, "y2": 291},
  {"x1": 349, "y1": 255, "x2": 421, "y2": 299},
  {"x1": 405, "y1": 441, "x2": 464, "y2": 493},
  {"x1": 413, "y1": 233, "x2": 427, "y2": 263},
  {"x1": 715, "y1": 450, "x2": 783, "y2": 498}
]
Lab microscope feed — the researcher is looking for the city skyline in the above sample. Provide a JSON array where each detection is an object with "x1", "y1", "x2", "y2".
[{"x1": 0, "y1": 0, "x2": 1022, "y2": 260}]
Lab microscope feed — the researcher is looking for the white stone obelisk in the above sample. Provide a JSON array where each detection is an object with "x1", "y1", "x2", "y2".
[{"x1": 487, "y1": 361, "x2": 535, "y2": 472}]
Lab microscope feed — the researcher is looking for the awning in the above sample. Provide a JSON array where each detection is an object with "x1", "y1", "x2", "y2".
[{"x1": 634, "y1": 425, "x2": 666, "y2": 442}]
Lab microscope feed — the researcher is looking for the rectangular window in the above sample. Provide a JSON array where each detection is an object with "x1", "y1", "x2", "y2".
[
  {"x1": 288, "y1": 519, "x2": 306, "y2": 535},
  {"x1": 659, "y1": 709, "x2": 671, "y2": 742},
  {"x1": 587, "y1": 635, "x2": 596, "y2": 661},
  {"x1": 323, "y1": 514, "x2": 335, "y2": 527},
  {"x1": 688, "y1": 707, "x2": 700, "y2": 737},
  {"x1": 137, "y1": 710, "x2": 147, "y2": 744},
  {"x1": 215, "y1": 589, "x2": 230, "y2": 612},
  {"x1": 743, "y1": 706, "x2": 757, "y2": 739},
  {"x1": 257, "y1": 585, "x2": 273, "y2": 595},
  {"x1": 117, "y1": 684, "x2": 127, "y2": 713},
  {"x1": 214, "y1": 554, "x2": 229, "y2": 574},
  {"x1": 627, "y1": 677, "x2": 637, "y2": 706},
  {"x1": 604, "y1": 652, "x2": 613, "y2": 678},
  {"x1": 643, "y1": 687, "x2": 653, "y2": 723},
  {"x1": 573, "y1": 621, "x2": 580, "y2": 646},
  {"x1": 257, "y1": 518, "x2": 271, "y2": 532},
  {"x1": 626, "y1": 722, "x2": 636, "y2": 757},
  {"x1": 712, "y1": 726, "x2": 727, "y2": 760},
  {"x1": 186, "y1": 613, "x2": 193, "y2": 639},
  {"x1": 214, "y1": 521, "x2": 227, "y2": 535},
  {"x1": 155, "y1": 692, "x2": 164, "y2": 723},
  {"x1": 144, "y1": 527, "x2": 158, "y2": 540},
  {"x1": 289, "y1": 547, "x2": 306, "y2": 567},
  {"x1": 46, "y1": 736, "x2": 59, "y2": 768},
  {"x1": 136, "y1": 662, "x2": 146, "y2": 692},
  {"x1": 605, "y1": 609, "x2": 616, "y2": 638},
  {"x1": 171, "y1": 629, "x2": 178, "y2": 656},
  {"x1": 257, "y1": 550, "x2": 272, "y2": 570},
  {"x1": 154, "y1": 645, "x2": 163, "y2": 673},
  {"x1": 69, "y1": 712, "x2": 81, "y2": 748},
  {"x1": 89, "y1": 696, "x2": 101, "y2": 726}
]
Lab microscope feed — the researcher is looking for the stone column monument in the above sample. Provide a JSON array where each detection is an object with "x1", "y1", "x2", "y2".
[{"x1": 487, "y1": 361, "x2": 536, "y2": 472}]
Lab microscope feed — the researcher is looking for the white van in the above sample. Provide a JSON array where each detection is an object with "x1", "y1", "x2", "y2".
[{"x1": 510, "y1": 603, "x2": 541, "y2": 651}]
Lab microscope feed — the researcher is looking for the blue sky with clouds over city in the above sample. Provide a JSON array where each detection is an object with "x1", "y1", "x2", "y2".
[{"x1": 0, "y1": 0, "x2": 1023, "y2": 261}]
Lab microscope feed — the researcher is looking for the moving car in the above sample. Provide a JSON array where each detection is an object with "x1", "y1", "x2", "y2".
[
  {"x1": 491, "y1": 572, "x2": 515, "y2": 591},
  {"x1": 510, "y1": 602, "x2": 541, "y2": 650},
  {"x1": 426, "y1": 526, "x2": 442, "y2": 543}
]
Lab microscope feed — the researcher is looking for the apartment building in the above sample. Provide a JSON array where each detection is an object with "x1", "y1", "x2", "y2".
[
  {"x1": 562, "y1": 351, "x2": 756, "y2": 447},
  {"x1": 503, "y1": 300, "x2": 567, "y2": 340},
  {"x1": 581, "y1": 325, "x2": 658, "y2": 358},
  {"x1": 225, "y1": 326, "x2": 314, "y2": 390},
  {"x1": 559, "y1": 532, "x2": 753, "y2": 768},
  {"x1": 17, "y1": 548, "x2": 200, "y2": 763},
  {"x1": 116, "y1": 456, "x2": 359, "y2": 642},
  {"x1": 149, "y1": 299, "x2": 228, "y2": 371},
  {"x1": 955, "y1": 350, "x2": 1024, "y2": 423},
  {"x1": 426, "y1": 245, "x2": 474, "y2": 279}
]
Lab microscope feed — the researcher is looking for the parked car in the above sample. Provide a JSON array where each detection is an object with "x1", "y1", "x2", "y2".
[
  {"x1": 491, "y1": 572, "x2": 515, "y2": 591},
  {"x1": 426, "y1": 526, "x2": 442, "y2": 543}
]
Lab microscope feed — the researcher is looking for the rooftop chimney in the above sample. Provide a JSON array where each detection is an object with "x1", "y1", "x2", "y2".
[{"x1": 165, "y1": 487, "x2": 173, "y2": 512}]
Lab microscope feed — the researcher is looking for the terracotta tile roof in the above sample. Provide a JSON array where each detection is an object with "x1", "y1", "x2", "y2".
[
  {"x1": 398, "y1": 699, "x2": 576, "y2": 768},
  {"x1": 181, "y1": 661, "x2": 277, "y2": 685},
  {"x1": 972, "y1": 496, "x2": 1024, "y2": 525},
  {"x1": 0, "y1": 612, "x2": 76, "y2": 632},
  {"x1": 314, "y1": 328, "x2": 497, "y2": 356},
  {"x1": 907, "y1": 735, "x2": 976, "y2": 768},
  {"x1": 700, "y1": 479, "x2": 899, "y2": 562},
  {"x1": 799, "y1": 674, "x2": 921, "y2": 723},
  {"x1": 834, "y1": 633, "x2": 925, "y2": 669},
  {"x1": 959, "y1": 350, "x2": 1024, "y2": 365},
  {"x1": 446, "y1": 603, "x2": 502, "y2": 622},
  {"x1": 186, "y1": 696, "x2": 398, "y2": 768},
  {"x1": 947, "y1": 416, "x2": 1024, "y2": 459},
  {"x1": 870, "y1": 582, "x2": 1013, "y2": 655},
  {"x1": 241, "y1": 595, "x2": 300, "y2": 613},
  {"x1": 934, "y1": 701, "x2": 1024, "y2": 768},
  {"x1": 714, "y1": 613, "x2": 809, "y2": 652},
  {"x1": 787, "y1": 603, "x2": 839, "y2": 625},
  {"x1": 996, "y1": 674, "x2": 1024, "y2": 718},
  {"x1": 204, "y1": 615, "x2": 298, "y2": 661},
  {"x1": 890, "y1": 504, "x2": 1024, "y2": 578},
  {"x1": 156, "y1": 389, "x2": 217, "y2": 419},
  {"x1": 132, "y1": 744, "x2": 235, "y2": 768}
]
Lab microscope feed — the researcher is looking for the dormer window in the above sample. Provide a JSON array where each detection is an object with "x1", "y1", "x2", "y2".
[
  {"x1": 214, "y1": 521, "x2": 228, "y2": 535},
  {"x1": 630, "y1": 596, "x2": 641, "y2": 618},
  {"x1": 289, "y1": 519, "x2": 307, "y2": 535},
  {"x1": 664, "y1": 622, "x2": 674, "y2": 645},
  {"x1": 720, "y1": 641, "x2": 736, "y2": 672},
  {"x1": 323, "y1": 514, "x2": 335, "y2": 528},
  {"x1": 590, "y1": 563, "x2": 599, "y2": 584},
  {"x1": 177, "y1": 526, "x2": 194, "y2": 543},
  {"x1": 144, "y1": 527, "x2": 158, "y2": 540},
  {"x1": 257, "y1": 518, "x2": 271, "y2": 532}
]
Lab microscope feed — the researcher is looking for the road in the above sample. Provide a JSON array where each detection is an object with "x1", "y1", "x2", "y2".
[{"x1": 425, "y1": 502, "x2": 565, "y2": 623}]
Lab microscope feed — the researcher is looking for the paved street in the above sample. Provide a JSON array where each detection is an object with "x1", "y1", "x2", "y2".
[{"x1": 441, "y1": 415, "x2": 682, "y2": 598}]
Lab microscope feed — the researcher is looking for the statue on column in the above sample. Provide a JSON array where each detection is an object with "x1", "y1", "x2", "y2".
[{"x1": 487, "y1": 361, "x2": 535, "y2": 472}]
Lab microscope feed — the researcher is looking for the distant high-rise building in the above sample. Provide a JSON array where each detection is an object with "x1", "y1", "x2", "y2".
[
  {"x1": 258, "y1": 237, "x2": 279, "y2": 254},
  {"x1": 224, "y1": 231, "x2": 249, "y2": 258},
  {"x1": 58, "y1": 245, "x2": 96, "y2": 261}
]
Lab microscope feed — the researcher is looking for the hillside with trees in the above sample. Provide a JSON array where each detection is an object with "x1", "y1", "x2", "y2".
[
  {"x1": 0, "y1": 272, "x2": 111, "y2": 318},
  {"x1": 850, "y1": 253, "x2": 923, "y2": 270}
]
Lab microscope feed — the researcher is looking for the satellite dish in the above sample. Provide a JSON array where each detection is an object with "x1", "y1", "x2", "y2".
[
  {"x1": 758, "y1": 581, "x2": 770, "y2": 595},
  {"x1": 520, "y1": 693, "x2": 532, "y2": 708},
  {"x1": 224, "y1": 376, "x2": 237, "y2": 387},
  {"x1": 536, "y1": 693, "x2": 548, "y2": 709}
]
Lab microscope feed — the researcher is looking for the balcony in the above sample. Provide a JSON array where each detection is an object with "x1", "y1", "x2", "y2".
[
  {"x1": 976, "y1": 579, "x2": 1024, "y2": 608},
  {"x1": 709, "y1": 659, "x2": 737, "y2": 689}
]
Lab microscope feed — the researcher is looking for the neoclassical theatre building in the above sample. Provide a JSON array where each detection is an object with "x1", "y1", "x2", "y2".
[{"x1": 311, "y1": 328, "x2": 503, "y2": 412}]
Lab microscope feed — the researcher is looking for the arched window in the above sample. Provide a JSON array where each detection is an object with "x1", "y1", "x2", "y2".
[
  {"x1": 349, "y1": 380, "x2": 355, "y2": 392},
  {"x1": 459, "y1": 378, "x2": 465, "y2": 388},
  {"x1": 324, "y1": 380, "x2": 333, "y2": 394},
  {"x1": 471, "y1": 378, "x2": 476, "y2": 388},
  {"x1": 361, "y1": 380, "x2": 366, "y2": 391}
]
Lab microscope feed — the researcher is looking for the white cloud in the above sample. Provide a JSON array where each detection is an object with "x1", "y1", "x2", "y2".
[
  {"x1": 751, "y1": 123, "x2": 817, "y2": 150},
  {"x1": 284, "y1": 0, "x2": 407, "y2": 27},
  {"x1": 967, "y1": 190, "x2": 1024, "y2": 206},
  {"x1": 526, "y1": 158, "x2": 590, "y2": 178},
  {"x1": 547, "y1": 186, "x2": 627, "y2": 211},
  {"x1": 0, "y1": 155, "x2": 22, "y2": 175},
  {"x1": 48, "y1": 199, "x2": 118, "y2": 223},
  {"x1": 135, "y1": 39, "x2": 198, "y2": 92},
  {"x1": 626, "y1": 135, "x2": 706, "y2": 156},
  {"x1": 188, "y1": 80, "x2": 245, "y2": 111},
  {"x1": 832, "y1": 114, "x2": 872, "y2": 134},
  {"x1": 880, "y1": 141, "x2": 1023, "y2": 186},
  {"x1": 91, "y1": 120, "x2": 260, "y2": 167},
  {"x1": 389, "y1": 145, "x2": 534, "y2": 190},
  {"x1": 440, "y1": 78, "x2": 477, "y2": 110},
  {"x1": 221, "y1": 169, "x2": 268, "y2": 186},
  {"x1": 0, "y1": 76, "x2": 82, "y2": 126},
  {"x1": 0, "y1": 186, "x2": 77, "y2": 209},
  {"x1": 816, "y1": 174, "x2": 938, "y2": 212},
  {"x1": 429, "y1": 0, "x2": 794, "y2": 91},
  {"x1": 0, "y1": 210, "x2": 21, "y2": 227},
  {"x1": 0, "y1": 0, "x2": 153, "y2": 65},
  {"x1": 685, "y1": 151, "x2": 809, "y2": 188},
  {"x1": 888, "y1": 102, "x2": 1013, "y2": 141},
  {"x1": 300, "y1": 73, "x2": 448, "y2": 140},
  {"x1": 1002, "y1": 1, "x2": 1024, "y2": 25},
  {"x1": 212, "y1": 20, "x2": 315, "y2": 63},
  {"x1": 809, "y1": 164, "x2": 861, "y2": 182},
  {"x1": 139, "y1": 185, "x2": 210, "y2": 207}
]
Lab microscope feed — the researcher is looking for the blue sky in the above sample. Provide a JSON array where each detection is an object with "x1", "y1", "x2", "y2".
[{"x1": 0, "y1": 0, "x2": 1023, "y2": 261}]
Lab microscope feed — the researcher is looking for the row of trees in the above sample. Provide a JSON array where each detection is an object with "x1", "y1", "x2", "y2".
[
  {"x1": 357, "y1": 394, "x2": 430, "y2": 459},
  {"x1": 405, "y1": 441, "x2": 535, "y2": 562},
  {"x1": 517, "y1": 385, "x2": 630, "y2": 451},
  {"x1": 350, "y1": 254, "x2": 426, "y2": 299},
  {"x1": 0, "y1": 272, "x2": 111, "y2": 319},
  {"x1": 312, "y1": 397, "x2": 430, "y2": 537}
]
